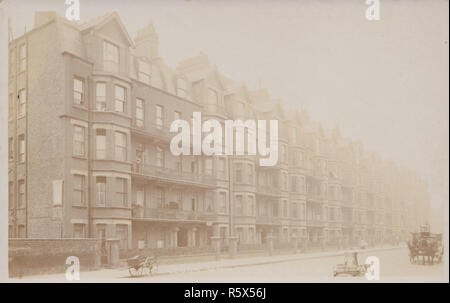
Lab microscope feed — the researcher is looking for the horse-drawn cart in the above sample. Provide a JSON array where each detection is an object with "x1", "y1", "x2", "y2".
[
  {"x1": 408, "y1": 225, "x2": 443, "y2": 265},
  {"x1": 127, "y1": 255, "x2": 158, "y2": 277},
  {"x1": 333, "y1": 252, "x2": 369, "y2": 277}
]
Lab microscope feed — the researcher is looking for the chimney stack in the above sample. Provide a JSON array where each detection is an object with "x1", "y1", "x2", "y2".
[{"x1": 134, "y1": 22, "x2": 159, "y2": 60}]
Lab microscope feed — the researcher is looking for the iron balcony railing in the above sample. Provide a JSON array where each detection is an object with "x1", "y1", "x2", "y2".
[
  {"x1": 131, "y1": 122, "x2": 173, "y2": 141},
  {"x1": 255, "y1": 215, "x2": 284, "y2": 225},
  {"x1": 132, "y1": 163, "x2": 216, "y2": 187},
  {"x1": 306, "y1": 219, "x2": 327, "y2": 227},
  {"x1": 133, "y1": 207, "x2": 215, "y2": 221},
  {"x1": 256, "y1": 185, "x2": 282, "y2": 197}
]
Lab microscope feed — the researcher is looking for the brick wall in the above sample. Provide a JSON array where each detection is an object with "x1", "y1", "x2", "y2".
[{"x1": 9, "y1": 238, "x2": 100, "y2": 278}]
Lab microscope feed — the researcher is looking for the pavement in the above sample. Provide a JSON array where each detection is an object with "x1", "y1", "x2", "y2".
[{"x1": 10, "y1": 244, "x2": 410, "y2": 282}]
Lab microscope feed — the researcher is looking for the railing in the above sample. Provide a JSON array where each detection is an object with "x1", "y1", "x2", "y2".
[
  {"x1": 306, "y1": 219, "x2": 326, "y2": 227},
  {"x1": 255, "y1": 215, "x2": 283, "y2": 225},
  {"x1": 341, "y1": 220, "x2": 355, "y2": 228},
  {"x1": 306, "y1": 193, "x2": 326, "y2": 203},
  {"x1": 256, "y1": 185, "x2": 282, "y2": 197},
  {"x1": 133, "y1": 207, "x2": 214, "y2": 221},
  {"x1": 132, "y1": 122, "x2": 172, "y2": 141},
  {"x1": 132, "y1": 163, "x2": 216, "y2": 187}
]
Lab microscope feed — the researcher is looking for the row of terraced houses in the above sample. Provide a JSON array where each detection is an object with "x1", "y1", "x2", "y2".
[{"x1": 8, "y1": 12, "x2": 430, "y2": 251}]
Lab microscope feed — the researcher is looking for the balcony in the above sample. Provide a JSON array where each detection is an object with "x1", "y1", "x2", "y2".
[
  {"x1": 132, "y1": 163, "x2": 216, "y2": 188},
  {"x1": 306, "y1": 193, "x2": 326, "y2": 203},
  {"x1": 341, "y1": 220, "x2": 355, "y2": 228},
  {"x1": 133, "y1": 207, "x2": 209, "y2": 223},
  {"x1": 306, "y1": 219, "x2": 326, "y2": 227},
  {"x1": 131, "y1": 123, "x2": 172, "y2": 142},
  {"x1": 256, "y1": 185, "x2": 282, "y2": 197},
  {"x1": 255, "y1": 215, "x2": 282, "y2": 225}
]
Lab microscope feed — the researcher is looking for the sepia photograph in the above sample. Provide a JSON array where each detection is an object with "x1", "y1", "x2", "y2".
[{"x1": 0, "y1": 0, "x2": 448, "y2": 288}]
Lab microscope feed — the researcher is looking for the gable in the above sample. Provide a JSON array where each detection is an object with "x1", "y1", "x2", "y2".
[
  {"x1": 206, "y1": 69, "x2": 224, "y2": 91},
  {"x1": 97, "y1": 19, "x2": 132, "y2": 47}
]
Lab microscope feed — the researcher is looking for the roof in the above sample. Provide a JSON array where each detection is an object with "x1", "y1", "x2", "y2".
[{"x1": 79, "y1": 12, "x2": 134, "y2": 46}]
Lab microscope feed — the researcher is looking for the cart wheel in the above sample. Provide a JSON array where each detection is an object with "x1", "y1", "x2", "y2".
[
  {"x1": 129, "y1": 266, "x2": 143, "y2": 277},
  {"x1": 142, "y1": 264, "x2": 151, "y2": 276}
]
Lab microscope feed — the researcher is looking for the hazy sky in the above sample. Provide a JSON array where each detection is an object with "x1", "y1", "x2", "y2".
[{"x1": 4, "y1": 0, "x2": 449, "y2": 229}]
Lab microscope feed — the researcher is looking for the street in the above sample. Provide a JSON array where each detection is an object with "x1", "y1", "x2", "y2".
[
  {"x1": 14, "y1": 247, "x2": 448, "y2": 283},
  {"x1": 135, "y1": 247, "x2": 446, "y2": 283}
]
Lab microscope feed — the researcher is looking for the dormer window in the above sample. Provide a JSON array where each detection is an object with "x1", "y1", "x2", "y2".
[
  {"x1": 138, "y1": 60, "x2": 151, "y2": 84},
  {"x1": 177, "y1": 78, "x2": 187, "y2": 98},
  {"x1": 207, "y1": 88, "x2": 218, "y2": 105},
  {"x1": 103, "y1": 41, "x2": 119, "y2": 73}
]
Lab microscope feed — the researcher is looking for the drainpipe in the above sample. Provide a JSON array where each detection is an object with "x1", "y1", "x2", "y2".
[{"x1": 87, "y1": 75, "x2": 93, "y2": 238}]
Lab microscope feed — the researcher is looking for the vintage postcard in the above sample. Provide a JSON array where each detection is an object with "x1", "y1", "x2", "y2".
[{"x1": 0, "y1": 0, "x2": 448, "y2": 286}]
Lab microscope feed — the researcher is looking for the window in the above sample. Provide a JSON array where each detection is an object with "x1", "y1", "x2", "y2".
[
  {"x1": 96, "y1": 129, "x2": 106, "y2": 159},
  {"x1": 115, "y1": 131, "x2": 127, "y2": 161},
  {"x1": 73, "y1": 126, "x2": 85, "y2": 157},
  {"x1": 156, "y1": 105, "x2": 164, "y2": 129},
  {"x1": 19, "y1": 44, "x2": 26, "y2": 72},
  {"x1": 218, "y1": 192, "x2": 227, "y2": 214},
  {"x1": 73, "y1": 78, "x2": 84, "y2": 105},
  {"x1": 73, "y1": 175, "x2": 85, "y2": 205},
  {"x1": 174, "y1": 154, "x2": 182, "y2": 173},
  {"x1": 235, "y1": 195, "x2": 243, "y2": 216},
  {"x1": 247, "y1": 164, "x2": 253, "y2": 184},
  {"x1": 235, "y1": 163, "x2": 242, "y2": 183},
  {"x1": 205, "y1": 192, "x2": 214, "y2": 212},
  {"x1": 177, "y1": 78, "x2": 187, "y2": 98},
  {"x1": 136, "y1": 143, "x2": 145, "y2": 164},
  {"x1": 136, "y1": 185, "x2": 144, "y2": 207},
  {"x1": 18, "y1": 135, "x2": 25, "y2": 163},
  {"x1": 136, "y1": 98, "x2": 144, "y2": 127},
  {"x1": 300, "y1": 176, "x2": 306, "y2": 193},
  {"x1": 8, "y1": 137, "x2": 13, "y2": 160},
  {"x1": 291, "y1": 203, "x2": 298, "y2": 218},
  {"x1": 18, "y1": 89, "x2": 26, "y2": 117},
  {"x1": 204, "y1": 158, "x2": 213, "y2": 175},
  {"x1": 9, "y1": 48, "x2": 15, "y2": 76},
  {"x1": 156, "y1": 147, "x2": 164, "y2": 167},
  {"x1": 116, "y1": 178, "x2": 127, "y2": 206},
  {"x1": 174, "y1": 111, "x2": 181, "y2": 121},
  {"x1": 191, "y1": 194, "x2": 197, "y2": 211},
  {"x1": 207, "y1": 88, "x2": 218, "y2": 105},
  {"x1": 138, "y1": 60, "x2": 151, "y2": 84},
  {"x1": 283, "y1": 200, "x2": 288, "y2": 217},
  {"x1": 248, "y1": 195, "x2": 255, "y2": 216},
  {"x1": 291, "y1": 128, "x2": 297, "y2": 144},
  {"x1": 73, "y1": 224, "x2": 85, "y2": 238},
  {"x1": 18, "y1": 225, "x2": 26, "y2": 238},
  {"x1": 191, "y1": 158, "x2": 198, "y2": 174},
  {"x1": 273, "y1": 202, "x2": 279, "y2": 217},
  {"x1": 18, "y1": 180, "x2": 25, "y2": 208},
  {"x1": 282, "y1": 172, "x2": 287, "y2": 190},
  {"x1": 298, "y1": 151, "x2": 304, "y2": 167},
  {"x1": 116, "y1": 224, "x2": 128, "y2": 249},
  {"x1": 156, "y1": 188, "x2": 165, "y2": 208},
  {"x1": 114, "y1": 85, "x2": 126, "y2": 113},
  {"x1": 8, "y1": 182, "x2": 14, "y2": 209},
  {"x1": 291, "y1": 176, "x2": 297, "y2": 192},
  {"x1": 52, "y1": 180, "x2": 63, "y2": 206},
  {"x1": 96, "y1": 177, "x2": 106, "y2": 206},
  {"x1": 175, "y1": 191, "x2": 182, "y2": 208},
  {"x1": 280, "y1": 145, "x2": 286, "y2": 163},
  {"x1": 103, "y1": 41, "x2": 119, "y2": 73},
  {"x1": 218, "y1": 158, "x2": 226, "y2": 179},
  {"x1": 96, "y1": 82, "x2": 106, "y2": 111}
]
